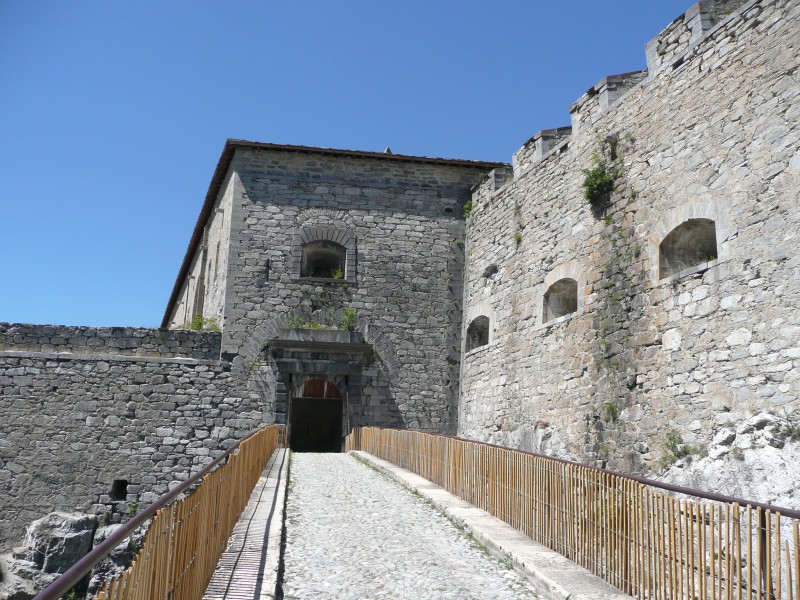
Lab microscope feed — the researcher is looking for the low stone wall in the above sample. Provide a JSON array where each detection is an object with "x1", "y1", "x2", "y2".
[
  {"x1": 0, "y1": 322, "x2": 221, "y2": 360},
  {"x1": 0, "y1": 350, "x2": 265, "y2": 549}
]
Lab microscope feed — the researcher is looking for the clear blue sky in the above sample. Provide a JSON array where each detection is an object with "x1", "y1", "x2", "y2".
[{"x1": 1, "y1": 1, "x2": 689, "y2": 327}]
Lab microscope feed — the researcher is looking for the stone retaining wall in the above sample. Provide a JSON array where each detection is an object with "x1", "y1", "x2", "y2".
[
  {"x1": 0, "y1": 322, "x2": 221, "y2": 360},
  {"x1": 0, "y1": 349, "x2": 263, "y2": 549}
]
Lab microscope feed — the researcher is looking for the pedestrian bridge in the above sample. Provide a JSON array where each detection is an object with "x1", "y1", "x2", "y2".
[{"x1": 35, "y1": 426, "x2": 800, "y2": 600}]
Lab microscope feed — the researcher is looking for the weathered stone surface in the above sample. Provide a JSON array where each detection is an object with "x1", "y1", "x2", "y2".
[
  {"x1": 664, "y1": 412, "x2": 800, "y2": 510},
  {"x1": 86, "y1": 523, "x2": 148, "y2": 597},
  {"x1": 0, "y1": 352, "x2": 264, "y2": 548},
  {"x1": 24, "y1": 512, "x2": 97, "y2": 574},
  {"x1": 0, "y1": 512, "x2": 97, "y2": 600},
  {"x1": 0, "y1": 554, "x2": 55, "y2": 600},
  {"x1": 459, "y1": 0, "x2": 800, "y2": 508}
]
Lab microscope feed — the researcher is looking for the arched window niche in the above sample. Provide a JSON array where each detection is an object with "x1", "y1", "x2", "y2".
[
  {"x1": 290, "y1": 225, "x2": 357, "y2": 282},
  {"x1": 543, "y1": 278, "x2": 578, "y2": 323},
  {"x1": 659, "y1": 218, "x2": 717, "y2": 279},
  {"x1": 466, "y1": 316, "x2": 490, "y2": 352},
  {"x1": 301, "y1": 240, "x2": 346, "y2": 278}
]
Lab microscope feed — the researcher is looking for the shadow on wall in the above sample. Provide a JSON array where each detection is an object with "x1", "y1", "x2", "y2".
[{"x1": 659, "y1": 218, "x2": 718, "y2": 279}]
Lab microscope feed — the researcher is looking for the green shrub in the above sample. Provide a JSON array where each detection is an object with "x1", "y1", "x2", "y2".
[
  {"x1": 582, "y1": 143, "x2": 618, "y2": 217},
  {"x1": 582, "y1": 162, "x2": 615, "y2": 207},
  {"x1": 183, "y1": 316, "x2": 220, "y2": 331},
  {"x1": 774, "y1": 422, "x2": 800, "y2": 443},
  {"x1": 287, "y1": 314, "x2": 305, "y2": 329},
  {"x1": 338, "y1": 307, "x2": 357, "y2": 332},
  {"x1": 602, "y1": 402, "x2": 618, "y2": 423},
  {"x1": 660, "y1": 429, "x2": 695, "y2": 468}
]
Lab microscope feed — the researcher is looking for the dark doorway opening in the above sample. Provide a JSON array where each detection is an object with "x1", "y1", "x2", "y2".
[{"x1": 289, "y1": 378, "x2": 343, "y2": 452}]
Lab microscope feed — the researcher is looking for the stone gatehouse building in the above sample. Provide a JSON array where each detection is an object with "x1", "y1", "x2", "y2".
[
  {"x1": 1, "y1": 0, "x2": 798, "y2": 557},
  {"x1": 162, "y1": 140, "x2": 504, "y2": 451}
]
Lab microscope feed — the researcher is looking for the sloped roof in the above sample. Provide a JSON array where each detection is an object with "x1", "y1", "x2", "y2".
[{"x1": 161, "y1": 139, "x2": 508, "y2": 327}]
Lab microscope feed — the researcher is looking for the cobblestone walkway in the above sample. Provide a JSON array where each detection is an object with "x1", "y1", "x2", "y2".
[{"x1": 281, "y1": 453, "x2": 541, "y2": 600}]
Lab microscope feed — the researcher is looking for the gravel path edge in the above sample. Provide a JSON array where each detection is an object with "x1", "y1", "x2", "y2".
[{"x1": 350, "y1": 450, "x2": 633, "y2": 600}]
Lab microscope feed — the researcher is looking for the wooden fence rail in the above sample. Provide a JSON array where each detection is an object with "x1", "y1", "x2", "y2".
[
  {"x1": 347, "y1": 427, "x2": 800, "y2": 600},
  {"x1": 88, "y1": 424, "x2": 283, "y2": 600}
]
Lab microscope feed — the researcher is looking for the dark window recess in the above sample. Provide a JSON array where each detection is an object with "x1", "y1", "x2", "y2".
[
  {"x1": 543, "y1": 278, "x2": 578, "y2": 322},
  {"x1": 301, "y1": 241, "x2": 346, "y2": 278},
  {"x1": 482, "y1": 264, "x2": 499, "y2": 278},
  {"x1": 110, "y1": 479, "x2": 128, "y2": 501},
  {"x1": 659, "y1": 219, "x2": 717, "y2": 279},
  {"x1": 466, "y1": 316, "x2": 490, "y2": 352}
]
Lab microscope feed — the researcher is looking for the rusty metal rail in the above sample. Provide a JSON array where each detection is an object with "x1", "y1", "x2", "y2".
[
  {"x1": 34, "y1": 424, "x2": 285, "y2": 600},
  {"x1": 347, "y1": 427, "x2": 800, "y2": 599}
]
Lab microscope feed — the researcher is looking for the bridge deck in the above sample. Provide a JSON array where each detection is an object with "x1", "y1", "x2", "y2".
[
  {"x1": 281, "y1": 453, "x2": 541, "y2": 600},
  {"x1": 202, "y1": 450, "x2": 628, "y2": 599}
]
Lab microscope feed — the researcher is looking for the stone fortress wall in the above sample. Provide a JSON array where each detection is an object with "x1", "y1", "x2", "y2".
[
  {"x1": 203, "y1": 146, "x2": 492, "y2": 433},
  {"x1": 1, "y1": 0, "x2": 798, "y2": 570},
  {"x1": 0, "y1": 148, "x2": 498, "y2": 550},
  {"x1": 0, "y1": 324, "x2": 266, "y2": 547},
  {"x1": 0, "y1": 323, "x2": 221, "y2": 360},
  {"x1": 167, "y1": 168, "x2": 235, "y2": 329},
  {"x1": 459, "y1": 0, "x2": 800, "y2": 492}
]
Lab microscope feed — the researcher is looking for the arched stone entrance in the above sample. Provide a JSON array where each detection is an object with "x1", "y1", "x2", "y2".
[{"x1": 289, "y1": 377, "x2": 344, "y2": 452}]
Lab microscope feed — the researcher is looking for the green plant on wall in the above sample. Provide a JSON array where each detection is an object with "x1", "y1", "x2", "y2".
[
  {"x1": 286, "y1": 307, "x2": 357, "y2": 332},
  {"x1": 338, "y1": 307, "x2": 357, "y2": 331},
  {"x1": 65, "y1": 589, "x2": 80, "y2": 600},
  {"x1": 183, "y1": 316, "x2": 220, "y2": 332},
  {"x1": 581, "y1": 134, "x2": 636, "y2": 219},
  {"x1": 602, "y1": 401, "x2": 618, "y2": 423},
  {"x1": 582, "y1": 149, "x2": 616, "y2": 212},
  {"x1": 773, "y1": 420, "x2": 800, "y2": 443},
  {"x1": 463, "y1": 200, "x2": 473, "y2": 217},
  {"x1": 513, "y1": 230, "x2": 522, "y2": 245},
  {"x1": 331, "y1": 267, "x2": 344, "y2": 279},
  {"x1": 660, "y1": 429, "x2": 696, "y2": 468},
  {"x1": 287, "y1": 314, "x2": 305, "y2": 329}
]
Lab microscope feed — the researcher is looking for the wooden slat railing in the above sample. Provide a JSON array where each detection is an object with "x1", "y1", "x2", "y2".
[
  {"x1": 35, "y1": 424, "x2": 285, "y2": 600},
  {"x1": 347, "y1": 427, "x2": 800, "y2": 600},
  {"x1": 92, "y1": 424, "x2": 284, "y2": 600}
]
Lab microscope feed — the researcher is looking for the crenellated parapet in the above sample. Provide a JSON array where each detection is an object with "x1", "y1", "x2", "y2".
[
  {"x1": 476, "y1": 0, "x2": 760, "y2": 208},
  {"x1": 645, "y1": 0, "x2": 750, "y2": 74},
  {"x1": 512, "y1": 127, "x2": 572, "y2": 178},
  {"x1": 569, "y1": 71, "x2": 648, "y2": 134}
]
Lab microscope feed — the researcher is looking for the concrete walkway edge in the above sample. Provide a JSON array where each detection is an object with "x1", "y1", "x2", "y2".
[
  {"x1": 202, "y1": 448, "x2": 289, "y2": 600},
  {"x1": 351, "y1": 450, "x2": 632, "y2": 600}
]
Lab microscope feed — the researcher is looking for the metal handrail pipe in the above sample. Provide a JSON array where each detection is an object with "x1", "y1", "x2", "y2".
[
  {"x1": 33, "y1": 426, "x2": 268, "y2": 600},
  {"x1": 452, "y1": 432, "x2": 800, "y2": 520}
]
